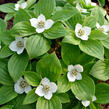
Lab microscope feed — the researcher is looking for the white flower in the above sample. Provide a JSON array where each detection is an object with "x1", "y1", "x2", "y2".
[
  {"x1": 9, "y1": 37, "x2": 27, "y2": 54},
  {"x1": 15, "y1": 2, "x2": 27, "y2": 11},
  {"x1": 96, "y1": 23, "x2": 109, "y2": 35},
  {"x1": 30, "y1": 14, "x2": 54, "y2": 33},
  {"x1": 82, "y1": 96, "x2": 97, "y2": 107},
  {"x1": 35, "y1": 77, "x2": 57, "y2": 100},
  {"x1": 76, "y1": 3, "x2": 87, "y2": 13},
  {"x1": 14, "y1": 77, "x2": 32, "y2": 94},
  {"x1": 67, "y1": 64, "x2": 83, "y2": 82},
  {"x1": 85, "y1": 0, "x2": 97, "y2": 6},
  {"x1": 75, "y1": 23, "x2": 91, "y2": 40}
]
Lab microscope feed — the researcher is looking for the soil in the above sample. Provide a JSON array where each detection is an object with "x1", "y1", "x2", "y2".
[{"x1": 0, "y1": 0, "x2": 109, "y2": 109}]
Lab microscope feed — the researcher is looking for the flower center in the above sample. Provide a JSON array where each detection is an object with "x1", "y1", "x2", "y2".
[
  {"x1": 43, "y1": 85, "x2": 50, "y2": 93},
  {"x1": 72, "y1": 69, "x2": 78, "y2": 76},
  {"x1": 78, "y1": 29, "x2": 85, "y2": 36},
  {"x1": 16, "y1": 41, "x2": 24, "y2": 48},
  {"x1": 99, "y1": 27, "x2": 104, "y2": 32},
  {"x1": 20, "y1": 80, "x2": 28, "y2": 88},
  {"x1": 38, "y1": 21, "x2": 45, "y2": 28}
]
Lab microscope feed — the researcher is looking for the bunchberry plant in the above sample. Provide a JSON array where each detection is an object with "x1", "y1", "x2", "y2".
[{"x1": 0, "y1": 0, "x2": 109, "y2": 109}]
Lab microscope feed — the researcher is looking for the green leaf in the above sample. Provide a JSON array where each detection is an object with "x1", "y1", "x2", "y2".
[
  {"x1": 27, "y1": 0, "x2": 36, "y2": 8},
  {"x1": 34, "y1": 0, "x2": 55, "y2": 18},
  {"x1": 90, "y1": 60, "x2": 109, "y2": 81},
  {"x1": 61, "y1": 43, "x2": 80, "y2": 65},
  {"x1": 14, "y1": 9, "x2": 31, "y2": 24},
  {"x1": 0, "y1": 86, "x2": 18, "y2": 105},
  {"x1": 8, "y1": 94, "x2": 36, "y2": 109},
  {"x1": 0, "y1": 31, "x2": 14, "y2": 45},
  {"x1": 23, "y1": 88, "x2": 39, "y2": 105},
  {"x1": 23, "y1": 71, "x2": 41, "y2": 86},
  {"x1": 0, "y1": 105, "x2": 14, "y2": 109},
  {"x1": 10, "y1": 21, "x2": 36, "y2": 37},
  {"x1": 44, "y1": 22, "x2": 68, "y2": 39},
  {"x1": 62, "y1": 32, "x2": 80, "y2": 45},
  {"x1": 0, "y1": 18, "x2": 7, "y2": 32},
  {"x1": 36, "y1": 96, "x2": 62, "y2": 109},
  {"x1": 83, "y1": 16, "x2": 97, "y2": 28},
  {"x1": 57, "y1": 93, "x2": 70, "y2": 103},
  {"x1": 26, "y1": 35, "x2": 50, "y2": 59},
  {"x1": 71, "y1": 75, "x2": 95, "y2": 100},
  {"x1": 66, "y1": 11, "x2": 82, "y2": 29},
  {"x1": 0, "y1": 46, "x2": 13, "y2": 59},
  {"x1": 91, "y1": 6, "x2": 104, "y2": 25},
  {"x1": 36, "y1": 53, "x2": 62, "y2": 82},
  {"x1": 95, "y1": 83, "x2": 109, "y2": 104},
  {"x1": 0, "y1": 3, "x2": 15, "y2": 13},
  {"x1": 51, "y1": 7, "x2": 77, "y2": 22},
  {"x1": 98, "y1": 0, "x2": 105, "y2": 7},
  {"x1": 79, "y1": 40, "x2": 104, "y2": 60},
  {"x1": 4, "y1": 13, "x2": 14, "y2": 22},
  {"x1": 89, "y1": 30, "x2": 108, "y2": 40},
  {"x1": 8, "y1": 53, "x2": 29, "y2": 82},
  {"x1": 101, "y1": 38, "x2": 109, "y2": 49},
  {"x1": 57, "y1": 74, "x2": 71, "y2": 93},
  {"x1": 0, "y1": 60, "x2": 13, "y2": 85}
]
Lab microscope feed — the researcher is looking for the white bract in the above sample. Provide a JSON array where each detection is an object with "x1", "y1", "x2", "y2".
[
  {"x1": 15, "y1": 2, "x2": 27, "y2": 11},
  {"x1": 30, "y1": 14, "x2": 54, "y2": 33},
  {"x1": 67, "y1": 64, "x2": 83, "y2": 82},
  {"x1": 76, "y1": 3, "x2": 87, "y2": 13},
  {"x1": 82, "y1": 96, "x2": 97, "y2": 107},
  {"x1": 14, "y1": 77, "x2": 32, "y2": 94},
  {"x1": 75, "y1": 23, "x2": 91, "y2": 40},
  {"x1": 35, "y1": 77, "x2": 57, "y2": 100},
  {"x1": 96, "y1": 23, "x2": 109, "y2": 35},
  {"x1": 85, "y1": 0, "x2": 97, "y2": 6},
  {"x1": 9, "y1": 37, "x2": 27, "y2": 54}
]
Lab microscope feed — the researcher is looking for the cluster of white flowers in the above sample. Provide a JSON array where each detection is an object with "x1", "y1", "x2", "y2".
[
  {"x1": 14, "y1": 77, "x2": 32, "y2": 94},
  {"x1": 30, "y1": 14, "x2": 54, "y2": 33},
  {"x1": 76, "y1": 96, "x2": 97, "y2": 107},
  {"x1": 75, "y1": 23, "x2": 91, "y2": 40},
  {"x1": 84, "y1": 0, "x2": 97, "y2": 6},
  {"x1": 35, "y1": 77, "x2": 57, "y2": 100}
]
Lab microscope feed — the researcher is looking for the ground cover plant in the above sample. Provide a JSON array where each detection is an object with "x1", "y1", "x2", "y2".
[{"x1": 0, "y1": 0, "x2": 109, "y2": 109}]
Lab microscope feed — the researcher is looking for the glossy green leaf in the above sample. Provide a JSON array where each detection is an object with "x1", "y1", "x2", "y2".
[
  {"x1": 89, "y1": 30, "x2": 108, "y2": 40},
  {"x1": 36, "y1": 96, "x2": 62, "y2": 109},
  {"x1": 36, "y1": 53, "x2": 62, "y2": 82},
  {"x1": 8, "y1": 53, "x2": 29, "y2": 82},
  {"x1": 57, "y1": 93, "x2": 70, "y2": 103},
  {"x1": 57, "y1": 74, "x2": 71, "y2": 93},
  {"x1": 0, "y1": 105, "x2": 14, "y2": 109},
  {"x1": 44, "y1": 22, "x2": 68, "y2": 39},
  {"x1": 34, "y1": 0, "x2": 55, "y2": 18},
  {"x1": 83, "y1": 16, "x2": 97, "y2": 28},
  {"x1": 90, "y1": 60, "x2": 109, "y2": 81},
  {"x1": 0, "y1": 86, "x2": 18, "y2": 105},
  {"x1": 26, "y1": 35, "x2": 50, "y2": 59},
  {"x1": 51, "y1": 7, "x2": 78, "y2": 22},
  {"x1": 10, "y1": 21, "x2": 36, "y2": 37},
  {"x1": 0, "y1": 3, "x2": 15, "y2": 13},
  {"x1": 79, "y1": 40, "x2": 104, "y2": 60},
  {"x1": 14, "y1": 9, "x2": 31, "y2": 24},
  {"x1": 0, "y1": 46, "x2": 13, "y2": 58},
  {"x1": 23, "y1": 88, "x2": 39, "y2": 105},
  {"x1": 71, "y1": 75, "x2": 95, "y2": 100},
  {"x1": 61, "y1": 43, "x2": 80, "y2": 65},
  {"x1": 95, "y1": 83, "x2": 109, "y2": 104},
  {"x1": 0, "y1": 60, "x2": 13, "y2": 85},
  {"x1": 23, "y1": 71, "x2": 41, "y2": 86},
  {"x1": 101, "y1": 38, "x2": 109, "y2": 49},
  {"x1": 0, "y1": 18, "x2": 7, "y2": 32}
]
